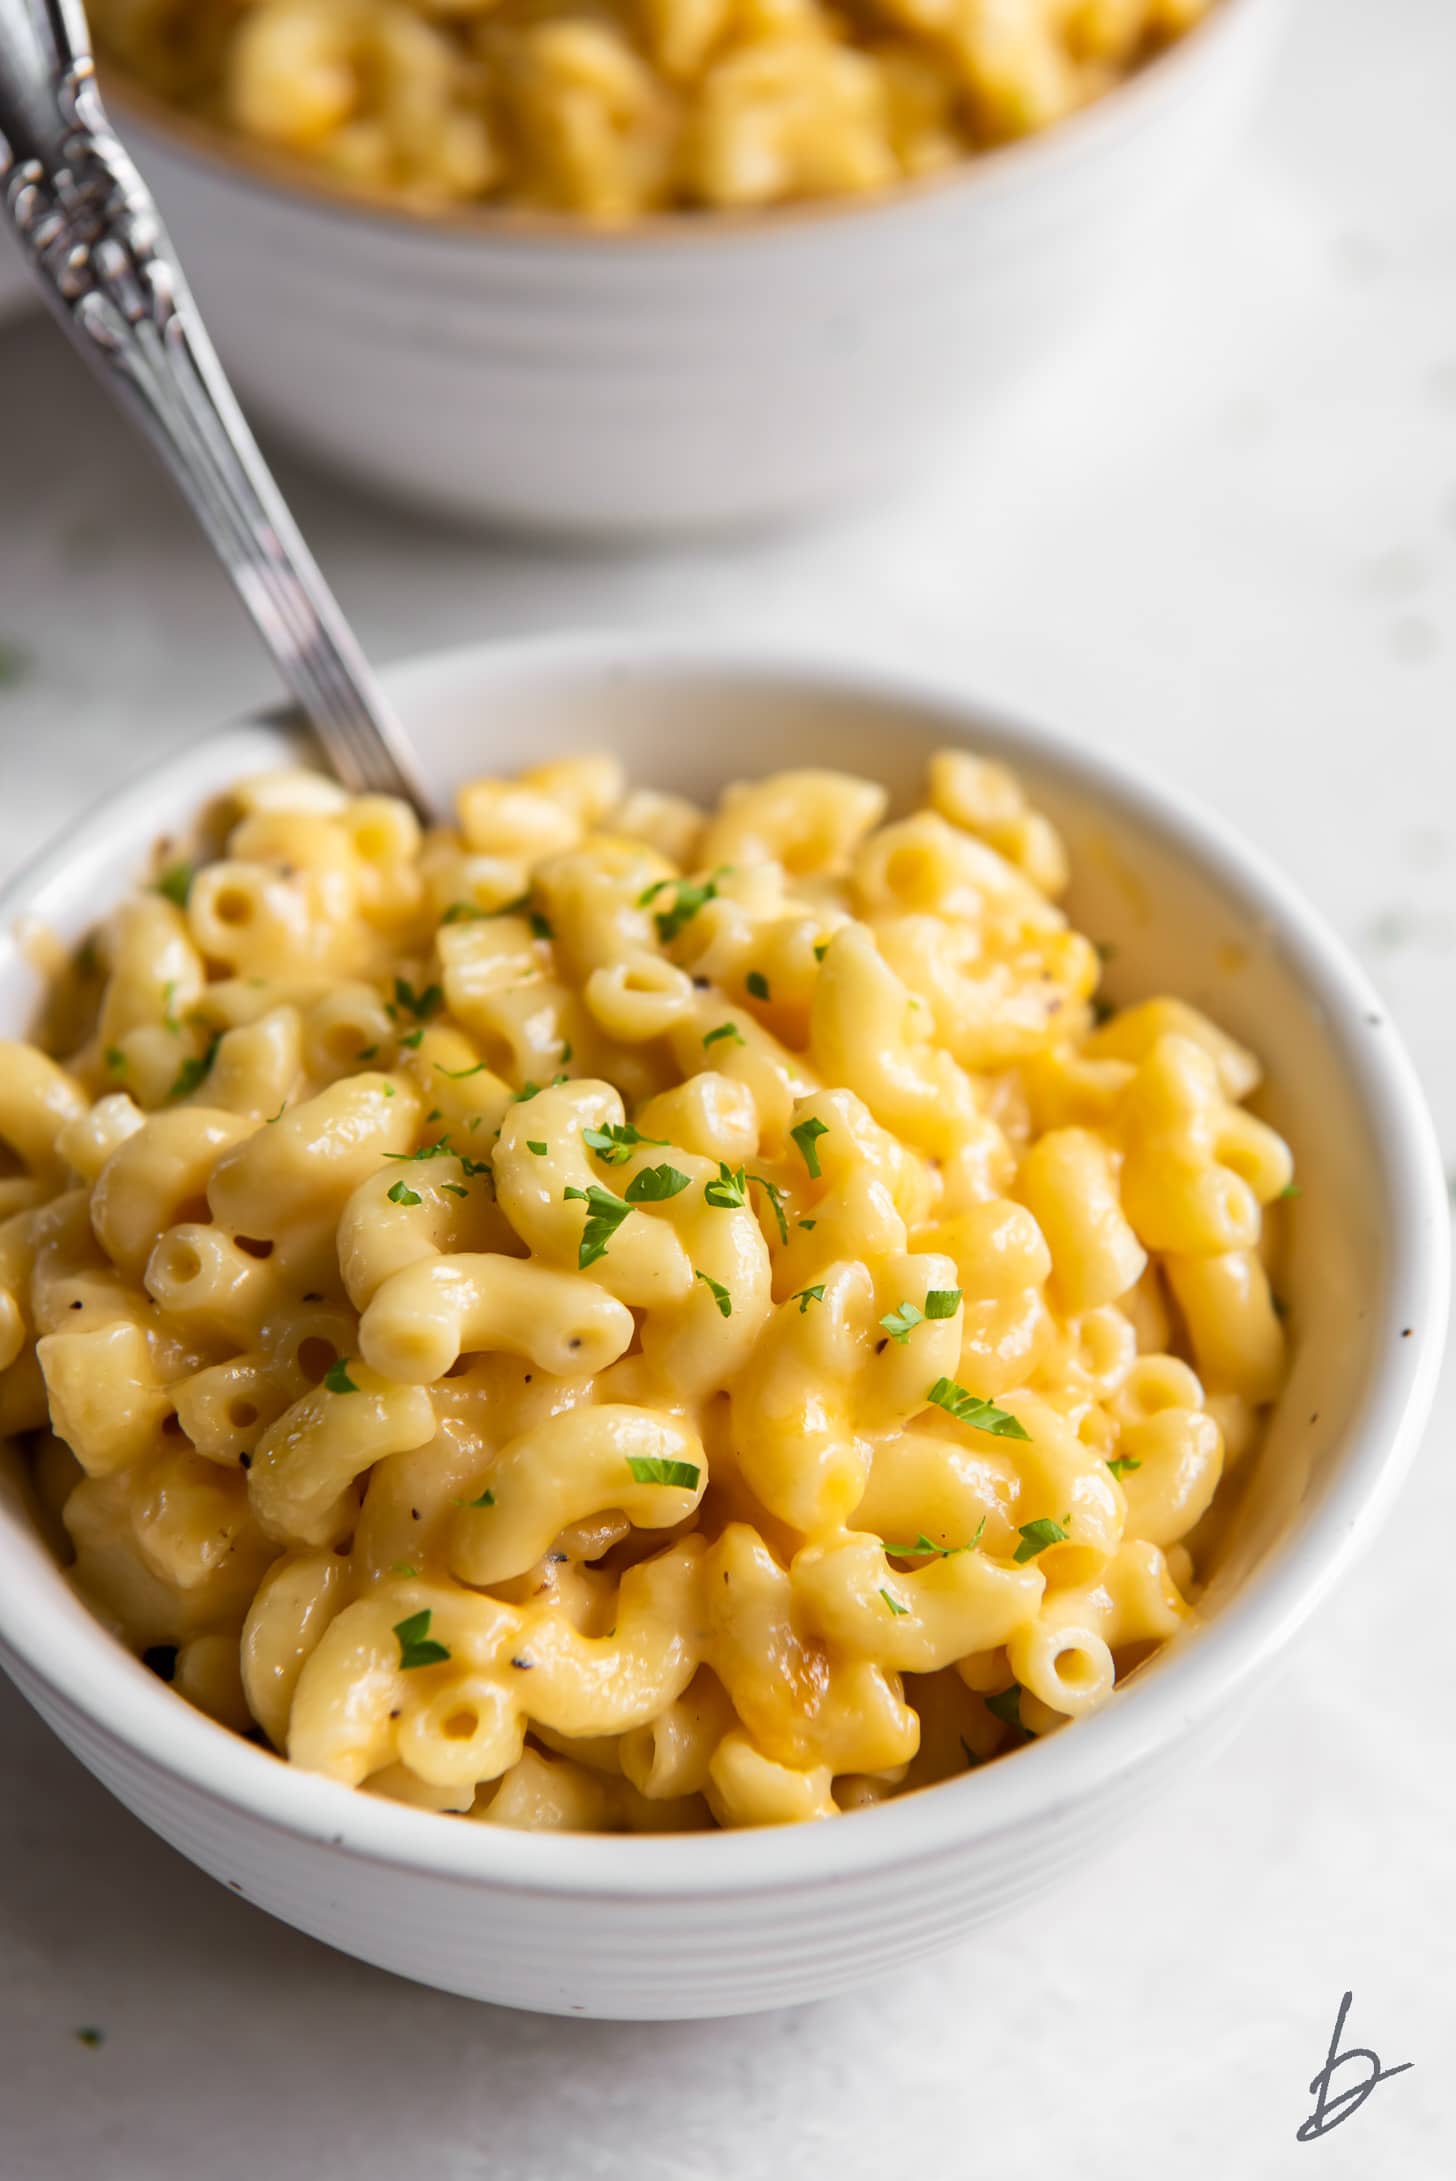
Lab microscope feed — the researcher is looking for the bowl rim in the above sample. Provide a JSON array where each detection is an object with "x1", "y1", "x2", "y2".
[
  {"x1": 0, "y1": 630, "x2": 1446, "y2": 1899},
  {"x1": 103, "y1": 0, "x2": 1266, "y2": 252}
]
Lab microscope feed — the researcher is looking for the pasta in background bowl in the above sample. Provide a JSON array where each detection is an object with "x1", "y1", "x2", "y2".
[{"x1": 0, "y1": 638, "x2": 1444, "y2": 2015}]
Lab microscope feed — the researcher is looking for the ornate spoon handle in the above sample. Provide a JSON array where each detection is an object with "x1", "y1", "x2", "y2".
[{"x1": 0, "y1": 0, "x2": 431, "y2": 811}]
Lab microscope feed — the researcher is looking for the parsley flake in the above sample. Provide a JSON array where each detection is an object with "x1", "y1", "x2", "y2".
[
  {"x1": 745, "y1": 970, "x2": 770, "y2": 1001},
  {"x1": 625, "y1": 1455, "x2": 701, "y2": 1490},
  {"x1": 387, "y1": 1179, "x2": 422, "y2": 1206},
  {"x1": 625, "y1": 1163, "x2": 691, "y2": 1203},
  {"x1": 1106, "y1": 1455, "x2": 1142, "y2": 1479},
  {"x1": 383, "y1": 1137, "x2": 456, "y2": 1163},
  {"x1": 393, "y1": 978, "x2": 444, "y2": 1022},
  {"x1": 1013, "y1": 1516, "x2": 1069, "y2": 1564},
  {"x1": 927, "y1": 1378, "x2": 1030, "y2": 1440},
  {"x1": 564, "y1": 1183, "x2": 633, "y2": 1268},
  {"x1": 813, "y1": 940, "x2": 830, "y2": 963},
  {"x1": 985, "y1": 1686, "x2": 1022, "y2": 1729},
  {"x1": 694, "y1": 1268, "x2": 733, "y2": 1318},
  {"x1": 104, "y1": 1046, "x2": 126, "y2": 1073},
  {"x1": 398, "y1": 1028, "x2": 424, "y2": 1050},
  {"x1": 390, "y1": 1561, "x2": 417, "y2": 1577},
  {"x1": 527, "y1": 1140, "x2": 548, "y2": 1157},
  {"x1": 882, "y1": 1521, "x2": 984, "y2": 1559},
  {"x1": 924, "y1": 1288, "x2": 962, "y2": 1319},
  {"x1": 156, "y1": 862, "x2": 193, "y2": 909},
  {"x1": 880, "y1": 1300, "x2": 924, "y2": 1344},
  {"x1": 460, "y1": 1487, "x2": 495, "y2": 1508},
  {"x1": 530, "y1": 912, "x2": 554, "y2": 942},
  {"x1": 704, "y1": 1161, "x2": 747, "y2": 1210},
  {"x1": 75, "y1": 2027, "x2": 105, "y2": 2050},
  {"x1": 702, "y1": 1022, "x2": 745, "y2": 1051},
  {"x1": 638, "y1": 868, "x2": 727, "y2": 945},
  {"x1": 440, "y1": 1181, "x2": 468, "y2": 1199},
  {"x1": 790, "y1": 1116, "x2": 829, "y2": 1177},
  {"x1": 441, "y1": 900, "x2": 489, "y2": 924},
  {"x1": 394, "y1": 1609, "x2": 450, "y2": 1670},
  {"x1": 167, "y1": 1034, "x2": 221, "y2": 1102},
  {"x1": 792, "y1": 1284, "x2": 826, "y2": 1312},
  {"x1": 750, "y1": 1174, "x2": 789, "y2": 1244},
  {"x1": 1280, "y1": 1181, "x2": 1302, "y2": 1200},
  {"x1": 879, "y1": 1587, "x2": 908, "y2": 1616},
  {"x1": 584, "y1": 1122, "x2": 669, "y2": 1166},
  {"x1": 324, "y1": 1358, "x2": 361, "y2": 1394}
]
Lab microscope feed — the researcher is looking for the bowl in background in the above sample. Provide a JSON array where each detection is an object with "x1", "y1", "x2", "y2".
[
  {"x1": 104, "y1": 0, "x2": 1285, "y2": 536},
  {"x1": 0, "y1": 634, "x2": 1444, "y2": 2018}
]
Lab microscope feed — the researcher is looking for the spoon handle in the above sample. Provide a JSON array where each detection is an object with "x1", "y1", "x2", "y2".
[{"x1": 0, "y1": 0, "x2": 431, "y2": 811}]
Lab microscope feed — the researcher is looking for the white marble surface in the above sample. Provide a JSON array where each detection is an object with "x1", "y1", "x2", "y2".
[{"x1": 2, "y1": 0, "x2": 1455, "y2": 2172}]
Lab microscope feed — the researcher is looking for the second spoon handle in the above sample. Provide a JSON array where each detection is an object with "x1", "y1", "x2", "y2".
[{"x1": 0, "y1": 0, "x2": 430, "y2": 811}]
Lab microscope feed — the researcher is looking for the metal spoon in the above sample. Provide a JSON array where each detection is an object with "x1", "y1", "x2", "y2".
[{"x1": 0, "y1": 0, "x2": 430, "y2": 811}]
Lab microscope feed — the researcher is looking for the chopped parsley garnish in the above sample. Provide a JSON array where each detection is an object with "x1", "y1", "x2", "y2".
[
  {"x1": 425, "y1": 1107, "x2": 443, "y2": 1122},
  {"x1": 694, "y1": 1268, "x2": 733, "y2": 1317},
  {"x1": 1013, "y1": 1516, "x2": 1069, "y2": 1564},
  {"x1": 383, "y1": 1137, "x2": 456, "y2": 1163},
  {"x1": 1280, "y1": 1181, "x2": 1302, "y2": 1200},
  {"x1": 104, "y1": 1046, "x2": 126, "y2": 1073},
  {"x1": 394, "y1": 1609, "x2": 450, "y2": 1670},
  {"x1": 75, "y1": 2027, "x2": 105, "y2": 2050},
  {"x1": 530, "y1": 911, "x2": 554, "y2": 942},
  {"x1": 527, "y1": 1140, "x2": 548, "y2": 1157},
  {"x1": 393, "y1": 977, "x2": 444, "y2": 1022},
  {"x1": 704, "y1": 1161, "x2": 747, "y2": 1210},
  {"x1": 167, "y1": 1034, "x2": 221, "y2": 1102},
  {"x1": 156, "y1": 862, "x2": 193, "y2": 908},
  {"x1": 624, "y1": 1163, "x2": 690, "y2": 1203},
  {"x1": 1091, "y1": 997, "x2": 1116, "y2": 1028},
  {"x1": 1106, "y1": 1455, "x2": 1142, "y2": 1479},
  {"x1": 879, "y1": 1587, "x2": 908, "y2": 1616},
  {"x1": 798, "y1": 1218, "x2": 817, "y2": 1231},
  {"x1": 387, "y1": 1179, "x2": 422, "y2": 1206},
  {"x1": 440, "y1": 1181, "x2": 468, "y2": 1198},
  {"x1": 435, "y1": 1059, "x2": 487, "y2": 1079},
  {"x1": 751, "y1": 1174, "x2": 789, "y2": 1244},
  {"x1": 323, "y1": 1359, "x2": 360, "y2": 1394},
  {"x1": 882, "y1": 1521, "x2": 984, "y2": 1559},
  {"x1": 441, "y1": 900, "x2": 489, "y2": 924},
  {"x1": 880, "y1": 1300, "x2": 924, "y2": 1344},
  {"x1": 703, "y1": 1022, "x2": 745, "y2": 1050},
  {"x1": 927, "y1": 1378, "x2": 1030, "y2": 1440},
  {"x1": 638, "y1": 868, "x2": 727, "y2": 945},
  {"x1": 382, "y1": 1084, "x2": 395, "y2": 1097},
  {"x1": 790, "y1": 1116, "x2": 829, "y2": 1177},
  {"x1": 584, "y1": 1122, "x2": 668, "y2": 1166},
  {"x1": 792, "y1": 1285, "x2": 826, "y2": 1312},
  {"x1": 161, "y1": 980, "x2": 180, "y2": 1033},
  {"x1": 813, "y1": 940, "x2": 830, "y2": 962},
  {"x1": 924, "y1": 1288, "x2": 962, "y2": 1318},
  {"x1": 560, "y1": 1042, "x2": 573, "y2": 1066},
  {"x1": 462, "y1": 1487, "x2": 495, "y2": 1508},
  {"x1": 985, "y1": 1685, "x2": 1022, "y2": 1729},
  {"x1": 390, "y1": 1561, "x2": 417, "y2": 1577},
  {"x1": 625, "y1": 1455, "x2": 702, "y2": 1490},
  {"x1": 745, "y1": 970, "x2": 770, "y2": 1001},
  {"x1": 358, "y1": 1045, "x2": 379, "y2": 1062},
  {"x1": 564, "y1": 1183, "x2": 633, "y2": 1268},
  {"x1": 398, "y1": 1028, "x2": 424, "y2": 1050}
]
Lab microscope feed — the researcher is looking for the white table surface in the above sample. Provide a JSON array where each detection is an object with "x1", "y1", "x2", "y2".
[{"x1": 1, "y1": 0, "x2": 1453, "y2": 2173}]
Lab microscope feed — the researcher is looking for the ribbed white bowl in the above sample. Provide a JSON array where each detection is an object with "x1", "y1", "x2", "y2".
[
  {"x1": 103, "y1": 0, "x2": 1284, "y2": 534},
  {"x1": 0, "y1": 637, "x2": 1445, "y2": 2017}
]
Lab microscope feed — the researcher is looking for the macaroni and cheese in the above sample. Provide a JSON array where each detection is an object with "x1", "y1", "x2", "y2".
[
  {"x1": 93, "y1": 0, "x2": 1219, "y2": 220},
  {"x1": 1, "y1": 744, "x2": 1291, "y2": 1830}
]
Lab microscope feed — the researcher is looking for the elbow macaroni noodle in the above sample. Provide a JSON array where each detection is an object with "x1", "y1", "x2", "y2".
[
  {"x1": 91, "y1": 0, "x2": 1217, "y2": 222},
  {"x1": 2, "y1": 740, "x2": 1290, "y2": 1831}
]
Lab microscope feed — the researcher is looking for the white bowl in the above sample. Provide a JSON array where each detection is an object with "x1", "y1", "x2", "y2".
[
  {"x1": 109, "y1": 0, "x2": 1284, "y2": 535},
  {"x1": 0, "y1": 636, "x2": 1445, "y2": 2018}
]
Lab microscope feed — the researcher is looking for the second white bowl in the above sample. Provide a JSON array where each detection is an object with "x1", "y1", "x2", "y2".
[{"x1": 112, "y1": 0, "x2": 1282, "y2": 535}]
